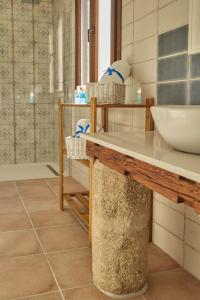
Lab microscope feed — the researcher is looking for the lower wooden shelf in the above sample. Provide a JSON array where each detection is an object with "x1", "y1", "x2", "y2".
[{"x1": 64, "y1": 192, "x2": 89, "y2": 229}]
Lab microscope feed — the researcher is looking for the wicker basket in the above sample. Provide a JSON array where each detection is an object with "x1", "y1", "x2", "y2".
[
  {"x1": 65, "y1": 137, "x2": 87, "y2": 159},
  {"x1": 87, "y1": 82, "x2": 125, "y2": 104}
]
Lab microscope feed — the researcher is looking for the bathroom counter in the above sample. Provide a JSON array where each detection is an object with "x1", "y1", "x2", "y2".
[{"x1": 83, "y1": 131, "x2": 200, "y2": 213}]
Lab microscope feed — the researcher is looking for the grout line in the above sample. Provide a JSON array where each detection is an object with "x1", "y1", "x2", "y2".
[
  {"x1": 14, "y1": 182, "x2": 66, "y2": 300},
  {"x1": 10, "y1": 291, "x2": 60, "y2": 300}
]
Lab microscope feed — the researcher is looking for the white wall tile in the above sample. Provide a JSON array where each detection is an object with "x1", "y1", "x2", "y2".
[
  {"x1": 159, "y1": 0, "x2": 176, "y2": 8},
  {"x1": 153, "y1": 222, "x2": 184, "y2": 265},
  {"x1": 122, "y1": 23, "x2": 134, "y2": 47},
  {"x1": 134, "y1": 11, "x2": 158, "y2": 42},
  {"x1": 153, "y1": 200, "x2": 184, "y2": 238},
  {"x1": 132, "y1": 108, "x2": 146, "y2": 129},
  {"x1": 114, "y1": 109, "x2": 133, "y2": 126},
  {"x1": 133, "y1": 35, "x2": 157, "y2": 63},
  {"x1": 154, "y1": 192, "x2": 185, "y2": 214},
  {"x1": 184, "y1": 245, "x2": 200, "y2": 280},
  {"x1": 158, "y1": 0, "x2": 189, "y2": 33},
  {"x1": 134, "y1": 0, "x2": 158, "y2": 20},
  {"x1": 122, "y1": 44, "x2": 133, "y2": 65},
  {"x1": 133, "y1": 59, "x2": 157, "y2": 83},
  {"x1": 185, "y1": 206, "x2": 200, "y2": 225},
  {"x1": 122, "y1": 1, "x2": 134, "y2": 27},
  {"x1": 141, "y1": 83, "x2": 156, "y2": 101},
  {"x1": 185, "y1": 219, "x2": 200, "y2": 253}
]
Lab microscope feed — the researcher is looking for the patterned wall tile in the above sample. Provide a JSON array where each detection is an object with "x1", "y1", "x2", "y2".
[
  {"x1": 35, "y1": 43, "x2": 49, "y2": 63},
  {"x1": 14, "y1": 21, "x2": 33, "y2": 42},
  {"x1": 35, "y1": 123, "x2": 52, "y2": 143},
  {"x1": 35, "y1": 104, "x2": 51, "y2": 123},
  {"x1": 0, "y1": 145, "x2": 15, "y2": 165},
  {"x1": 36, "y1": 143, "x2": 53, "y2": 162},
  {"x1": 15, "y1": 84, "x2": 34, "y2": 103},
  {"x1": 0, "y1": 63, "x2": 13, "y2": 83},
  {"x1": 15, "y1": 103, "x2": 34, "y2": 124},
  {"x1": 15, "y1": 63, "x2": 33, "y2": 83},
  {"x1": 16, "y1": 144, "x2": 35, "y2": 163},
  {"x1": 0, "y1": 125, "x2": 14, "y2": 144},
  {"x1": 34, "y1": 2, "x2": 52, "y2": 23},
  {"x1": 34, "y1": 23, "x2": 50, "y2": 44},
  {"x1": 13, "y1": 0, "x2": 33, "y2": 21},
  {"x1": 16, "y1": 125, "x2": 34, "y2": 144},
  {"x1": 0, "y1": 0, "x2": 12, "y2": 20},
  {"x1": 0, "y1": 84, "x2": 13, "y2": 104},
  {"x1": 0, "y1": 43, "x2": 12, "y2": 63},
  {"x1": 0, "y1": 20, "x2": 12, "y2": 42},
  {"x1": 14, "y1": 42, "x2": 33, "y2": 63},
  {"x1": 35, "y1": 63, "x2": 50, "y2": 83},
  {"x1": 35, "y1": 84, "x2": 53, "y2": 103},
  {"x1": 0, "y1": 104, "x2": 14, "y2": 124}
]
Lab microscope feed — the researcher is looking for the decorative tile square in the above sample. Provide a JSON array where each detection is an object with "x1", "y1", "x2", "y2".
[
  {"x1": 15, "y1": 104, "x2": 34, "y2": 124},
  {"x1": 0, "y1": 104, "x2": 14, "y2": 124},
  {"x1": 34, "y1": 2, "x2": 52, "y2": 23},
  {"x1": 190, "y1": 53, "x2": 200, "y2": 79},
  {"x1": 35, "y1": 63, "x2": 50, "y2": 83},
  {"x1": 35, "y1": 104, "x2": 51, "y2": 123},
  {"x1": 35, "y1": 23, "x2": 50, "y2": 44},
  {"x1": 15, "y1": 63, "x2": 33, "y2": 84},
  {"x1": 36, "y1": 142, "x2": 53, "y2": 162},
  {"x1": 35, "y1": 123, "x2": 52, "y2": 143},
  {"x1": 0, "y1": 84, "x2": 13, "y2": 104},
  {"x1": 0, "y1": 144, "x2": 15, "y2": 165},
  {"x1": 35, "y1": 43, "x2": 49, "y2": 63},
  {"x1": 16, "y1": 125, "x2": 34, "y2": 144},
  {"x1": 14, "y1": 42, "x2": 33, "y2": 63},
  {"x1": 158, "y1": 25, "x2": 188, "y2": 57},
  {"x1": 0, "y1": 20, "x2": 12, "y2": 42},
  {"x1": 15, "y1": 84, "x2": 34, "y2": 103},
  {"x1": 14, "y1": 21, "x2": 33, "y2": 42},
  {"x1": 190, "y1": 80, "x2": 200, "y2": 105},
  {"x1": 0, "y1": 125, "x2": 14, "y2": 144},
  {"x1": 13, "y1": 0, "x2": 33, "y2": 21},
  {"x1": 35, "y1": 84, "x2": 52, "y2": 103},
  {"x1": 158, "y1": 54, "x2": 188, "y2": 82},
  {"x1": 0, "y1": 43, "x2": 12, "y2": 63},
  {"x1": 0, "y1": 63, "x2": 13, "y2": 83},
  {"x1": 16, "y1": 143, "x2": 35, "y2": 164},
  {"x1": 0, "y1": 0, "x2": 11, "y2": 20},
  {"x1": 157, "y1": 82, "x2": 187, "y2": 105}
]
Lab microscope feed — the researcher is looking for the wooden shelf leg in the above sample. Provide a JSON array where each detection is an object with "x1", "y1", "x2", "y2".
[{"x1": 59, "y1": 98, "x2": 65, "y2": 211}]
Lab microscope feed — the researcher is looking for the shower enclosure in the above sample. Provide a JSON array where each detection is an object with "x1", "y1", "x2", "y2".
[{"x1": 0, "y1": 0, "x2": 54, "y2": 165}]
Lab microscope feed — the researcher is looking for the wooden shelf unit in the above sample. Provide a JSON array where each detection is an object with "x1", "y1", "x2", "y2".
[{"x1": 59, "y1": 97, "x2": 154, "y2": 235}]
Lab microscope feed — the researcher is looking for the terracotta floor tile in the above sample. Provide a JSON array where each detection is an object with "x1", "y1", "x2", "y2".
[
  {"x1": 37, "y1": 225, "x2": 88, "y2": 252},
  {"x1": 63, "y1": 285, "x2": 144, "y2": 300},
  {"x1": 148, "y1": 243, "x2": 179, "y2": 273},
  {"x1": 0, "y1": 181, "x2": 15, "y2": 188},
  {"x1": 0, "y1": 197, "x2": 24, "y2": 214},
  {"x1": 16, "y1": 179, "x2": 47, "y2": 187},
  {"x1": 0, "y1": 254, "x2": 57, "y2": 300},
  {"x1": 0, "y1": 188, "x2": 19, "y2": 200},
  {"x1": 0, "y1": 230, "x2": 42, "y2": 259},
  {"x1": 48, "y1": 248, "x2": 92, "y2": 289},
  {"x1": 22, "y1": 292, "x2": 62, "y2": 300},
  {"x1": 18, "y1": 185, "x2": 55, "y2": 198},
  {"x1": 47, "y1": 177, "x2": 79, "y2": 185},
  {"x1": 0, "y1": 212, "x2": 32, "y2": 232},
  {"x1": 145, "y1": 269, "x2": 200, "y2": 300},
  {"x1": 30, "y1": 209, "x2": 77, "y2": 228},
  {"x1": 23, "y1": 196, "x2": 59, "y2": 212},
  {"x1": 49, "y1": 183, "x2": 88, "y2": 195}
]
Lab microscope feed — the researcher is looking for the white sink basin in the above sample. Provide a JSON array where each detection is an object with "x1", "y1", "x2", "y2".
[{"x1": 151, "y1": 106, "x2": 200, "y2": 154}]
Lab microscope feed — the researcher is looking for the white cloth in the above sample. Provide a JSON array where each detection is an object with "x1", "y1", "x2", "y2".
[{"x1": 99, "y1": 60, "x2": 131, "y2": 84}]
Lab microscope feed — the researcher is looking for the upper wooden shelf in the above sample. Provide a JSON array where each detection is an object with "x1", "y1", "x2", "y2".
[{"x1": 61, "y1": 103, "x2": 147, "y2": 108}]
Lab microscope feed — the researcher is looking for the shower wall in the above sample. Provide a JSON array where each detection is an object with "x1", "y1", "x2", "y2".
[{"x1": 0, "y1": 0, "x2": 54, "y2": 165}]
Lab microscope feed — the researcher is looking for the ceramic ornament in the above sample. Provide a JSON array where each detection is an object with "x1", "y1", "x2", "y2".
[{"x1": 99, "y1": 60, "x2": 131, "y2": 84}]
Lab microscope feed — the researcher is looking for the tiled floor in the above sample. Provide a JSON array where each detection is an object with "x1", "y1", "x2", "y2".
[{"x1": 0, "y1": 177, "x2": 200, "y2": 300}]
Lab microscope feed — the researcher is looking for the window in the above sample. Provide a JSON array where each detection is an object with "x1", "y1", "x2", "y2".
[{"x1": 75, "y1": 0, "x2": 122, "y2": 85}]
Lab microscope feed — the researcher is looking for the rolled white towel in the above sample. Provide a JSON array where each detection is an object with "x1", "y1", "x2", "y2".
[
  {"x1": 75, "y1": 119, "x2": 104, "y2": 137},
  {"x1": 99, "y1": 60, "x2": 131, "y2": 84}
]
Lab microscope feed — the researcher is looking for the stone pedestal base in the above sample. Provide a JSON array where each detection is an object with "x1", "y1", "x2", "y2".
[{"x1": 92, "y1": 160, "x2": 151, "y2": 298}]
